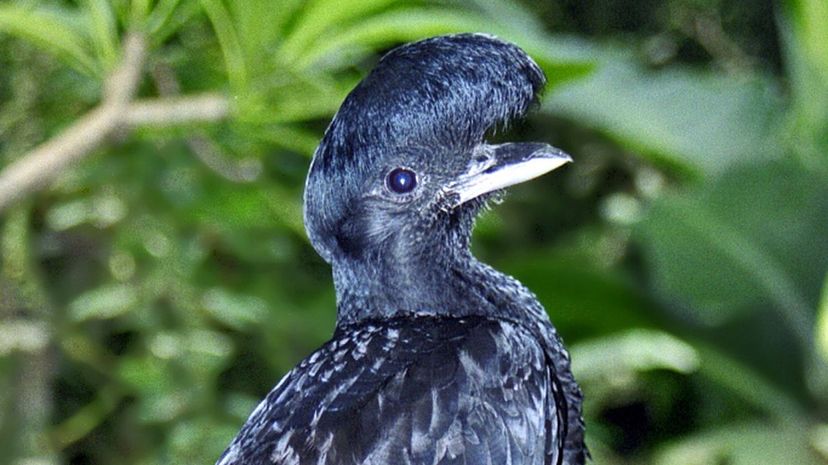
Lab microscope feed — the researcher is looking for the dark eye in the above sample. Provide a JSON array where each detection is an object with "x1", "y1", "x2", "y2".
[{"x1": 387, "y1": 168, "x2": 417, "y2": 194}]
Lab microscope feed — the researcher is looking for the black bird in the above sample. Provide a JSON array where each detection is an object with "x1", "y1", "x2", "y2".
[{"x1": 217, "y1": 33, "x2": 586, "y2": 465}]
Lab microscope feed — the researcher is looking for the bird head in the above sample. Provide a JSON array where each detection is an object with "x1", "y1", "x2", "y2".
[{"x1": 303, "y1": 34, "x2": 571, "y2": 318}]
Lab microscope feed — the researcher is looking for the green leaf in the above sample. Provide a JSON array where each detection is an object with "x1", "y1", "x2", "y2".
[
  {"x1": 149, "y1": 0, "x2": 202, "y2": 45},
  {"x1": 635, "y1": 160, "x2": 828, "y2": 343},
  {"x1": 201, "y1": 287, "x2": 268, "y2": 330},
  {"x1": 227, "y1": 0, "x2": 301, "y2": 64},
  {"x1": 50, "y1": 383, "x2": 124, "y2": 449},
  {"x1": 780, "y1": 0, "x2": 828, "y2": 168},
  {"x1": 200, "y1": 0, "x2": 248, "y2": 89},
  {"x1": 294, "y1": 5, "x2": 593, "y2": 86},
  {"x1": 513, "y1": 36, "x2": 595, "y2": 90},
  {"x1": 653, "y1": 422, "x2": 822, "y2": 465},
  {"x1": 238, "y1": 76, "x2": 350, "y2": 124},
  {"x1": 183, "y1": 329, "x2": 234, "y2": 376},
  {"x1": 0, "y1": 321, "x2": 48, "y2": 355},
  {"x1": 812, "y1": 424, "x2": 828, "y2": 462},
  {"x1": 229, "y1": 0, "x2": 304, "y2": 48},
  {"x1": 129, "y1": 0, "x2": 152, "y2": 27},
  {"x1": 279, "y1": 0, "x2": 398, "y2": 64},
  {"x1": 469, "y1": 0, "x2": 548, "y2": 35},
  {"x1": 571, "y1": 329, "x2": 700, "y2": 382},
  {"x1": 0, "y1": 4, "x2": 97, "y2": 75},
  {"x1": 817, "y1": 273, "x2": 828, "y2": 362},
  {"x1": 69, "y1": 283, "x2": 139, "y2": 321},
  {"x1": 812, "y1": 273, "x2": 828, "y2": 400},
  {"x1": 83, "y1": 0, "x2": 119, "y2": 70},
  {"x1": 784, "y1": 0, "x2": 828, "y2": 93},
  {"x1": 295, "y1": 7, "x2": 506, "y2": 70},
  {"x1": 548, "y1": 57, "x2": 784, "y2": 177},
  {"x1": 145, "y1": 0, "x2": 182, "y2": 36}
]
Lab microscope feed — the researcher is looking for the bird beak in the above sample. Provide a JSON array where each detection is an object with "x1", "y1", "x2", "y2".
[{"x1": 447, "y1": 143, "x2": 572, "y2": 207}]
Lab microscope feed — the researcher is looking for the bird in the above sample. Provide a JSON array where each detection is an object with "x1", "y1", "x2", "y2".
[{"x1": 216, "y1": 33, "x2": 586, "y2": 465}]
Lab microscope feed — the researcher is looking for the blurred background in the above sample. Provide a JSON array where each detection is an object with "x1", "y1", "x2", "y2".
[{"x1": 1, "y1": 0, "x2": 827, "y2": 464}]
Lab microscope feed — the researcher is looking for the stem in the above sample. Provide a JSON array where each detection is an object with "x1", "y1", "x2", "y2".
[{"x1": 0, "y1": 33, "x2": 231, "y2": 213}]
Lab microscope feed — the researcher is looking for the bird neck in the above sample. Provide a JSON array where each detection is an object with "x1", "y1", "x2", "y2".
[{"x1": 331, "y1": 245, "x2": 550, "y2": 328}]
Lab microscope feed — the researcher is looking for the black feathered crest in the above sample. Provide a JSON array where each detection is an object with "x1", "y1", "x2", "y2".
[
  {"x1": 304, "y1": 33, "x2": 546, "y2": 262},
  {"x1": 313, "y1": 33, "x2": 546, "y2": 174}
]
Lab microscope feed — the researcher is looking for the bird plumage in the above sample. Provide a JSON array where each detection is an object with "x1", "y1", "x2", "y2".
[
  {"x1": 218, "y1": 316, "x2": 557, "y2": 465},
  {"x1": 218, "y1": 33, "x2": 586, "y2": 465}
]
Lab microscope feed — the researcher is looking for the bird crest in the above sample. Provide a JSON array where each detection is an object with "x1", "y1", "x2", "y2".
[
  {"x1": 304, "y1": 33, "x2": 547, "y2": 262},
  {"x1": 312, "y1": 33, "x2": 546, "y2": 174}
]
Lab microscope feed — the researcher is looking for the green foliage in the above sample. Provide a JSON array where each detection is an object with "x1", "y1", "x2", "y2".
[
  {"x1": 0, "y1": 4, "x2": 97, "y2": 75},
  {"x1": 548, "y1": 58, "x2": 784, "y2": 177},
  {"x1": 1, "y1": 1, "x2": 827, "y2": 465}
]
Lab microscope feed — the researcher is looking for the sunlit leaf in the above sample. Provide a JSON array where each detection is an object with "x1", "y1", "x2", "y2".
[
  {"x1": 571, "y1": 329, "x2": 700, "y2": 382},
  {"x1": 200, "y1": 0, "x2": 248, "y2": 88},
  {"x1": 201, "y1": 287, "x2": 268, "y2": 330},
  {"x1": 812, "y1": 424, "x2": 828, "y2": 462},
  {"x1": 780, "y1": 0, "x2": 828, "y2": 168},
  {"x1": 818, "y1": 274, "x2": 828, "y2": 362},
  {"x1": 0, "y1": 320, "x2": 48, "y2": 355},
  {"x1": 69, "y1": 283, "x2": 139, "y2": 321},
  {"x1": 146, "y1": 0, "x2": 182, "y2": 37},
  {"x1": 653, "y1": 422, "x2": 823, "y2": 465},
  {"x1": 149, "y1": 0, "x2": 202, "y2": 45},
  {"x1": 295, "y1": 4, "x2": 593, "y2": 86},
  {"x1": 239, "y1": 76, "x2": 351, "y2": 124},
  {"x1": 812, "y1": 273, "x2": 828, "y2": 400},
  {"x1": 184, "y1": 329, "x2": 234, "y2": 376},
  {"x1": 129, "y1": 0, "x2": 152, "y2": 26},
  {"x1": 83, "y1": 0, "x2": 119, "y2": 70},
  {"x1": 783, "y1": 0, "x2": 828, "y2": 100},
  {"x1": 0, "y1": 4, "x2": 96, "y2": 75},
  {"x1": 512, "y1": 35, "x2": 595, "y2": 89},
  {"x1": 227, "y1": 0, "x2": 300, "y2": 63},
  {"x1": 279, "y1": 0, "x2": 399, "y2": 64},
  {"x1": 548, "y1": 57, "x2": 785, "y2": 177},
  {"x1": 469, "y1": 0, "x2": 548, "y2": 35},
  {"x1": 229, "y1": 0, "x2": 304, "y2": 49},
  {"x1": 296, "y1": 8, "x2": 505, "y2": 70}
]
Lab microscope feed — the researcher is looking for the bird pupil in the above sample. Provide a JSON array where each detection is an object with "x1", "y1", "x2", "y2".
[{"x1": 388, "y1": 168, "x2": 417, "y2": 193}]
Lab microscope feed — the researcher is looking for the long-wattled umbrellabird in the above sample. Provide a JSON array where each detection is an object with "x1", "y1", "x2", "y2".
[{"x1": 216, "y1": 33, "x2": 586, "y2": 465}]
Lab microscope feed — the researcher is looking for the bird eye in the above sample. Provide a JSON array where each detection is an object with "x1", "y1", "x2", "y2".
[{"x1": 386, "y1": 168, "x2": 417, "y2": 194}]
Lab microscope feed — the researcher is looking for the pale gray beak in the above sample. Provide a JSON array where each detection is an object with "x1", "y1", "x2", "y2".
[{"x1": 448, "y1": 142, "x2": 572, "y2": 206}]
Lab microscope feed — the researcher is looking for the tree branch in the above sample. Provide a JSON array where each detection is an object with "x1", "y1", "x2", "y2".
[
  {"x1": 124, "y1": 95, "x2": 229, "y2": 126},
  {"x1": 0, "y1": 33, "x2": 231, "y2": 214}
]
